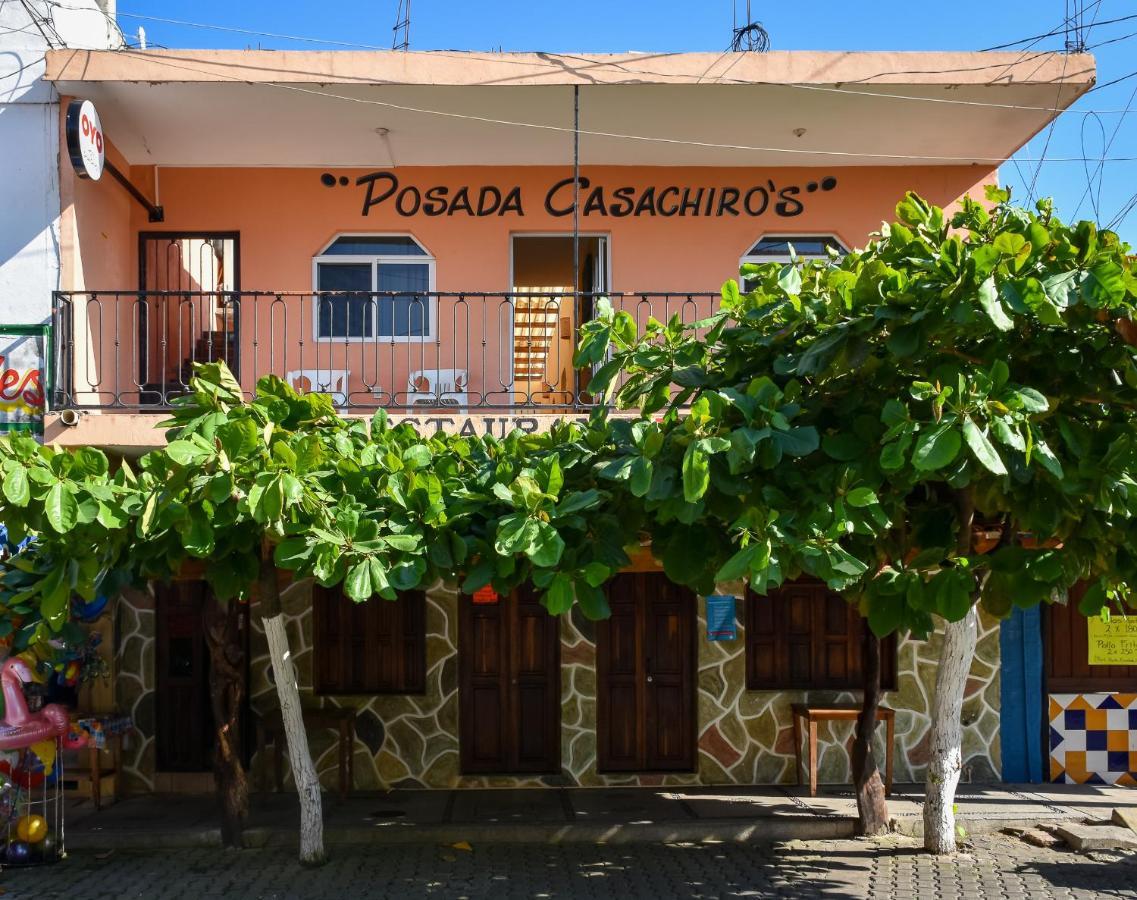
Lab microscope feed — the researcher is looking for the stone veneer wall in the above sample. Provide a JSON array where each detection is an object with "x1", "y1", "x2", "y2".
[
  {"x1": 116, "y1": 585, "x2": 157, "y2": 793},
  {"x1": 237, "y1": 580, "x2": 1002, "y2": 791}
]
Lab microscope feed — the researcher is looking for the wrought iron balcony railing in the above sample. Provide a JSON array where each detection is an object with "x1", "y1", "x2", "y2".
[{"x1": 50, "y1": 291, "x2": 720, "y2": 411}]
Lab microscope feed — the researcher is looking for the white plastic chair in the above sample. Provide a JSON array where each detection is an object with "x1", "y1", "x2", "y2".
[
  {"x1": 285, "y1": 369, "x2": 350, "y2": 405},
  {"x1": 406, "y1": 368, "x2": 468, "y2": 408}
]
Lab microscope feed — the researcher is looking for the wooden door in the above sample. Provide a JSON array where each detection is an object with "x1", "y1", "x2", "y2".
[
  {"x1": 459, "y1": 585, "x2": 560, "y2": 774},
  {"x1": 155, "y1": 581, "x2": 214, "y2": 772},
  {"x1": 597, "y1": 573, "x2": 696, "y2": 773}
]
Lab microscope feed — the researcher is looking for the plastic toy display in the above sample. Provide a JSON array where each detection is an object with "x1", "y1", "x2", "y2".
[
  {"x1": 0, "y1": 658, "x2": 71, "y2": 866},
  {"x1": 1, "y1": 743, "x2": 65, "y2": 866},
  {"x1": 0, "y1": 658, "x2": 71, "y2": 750}
]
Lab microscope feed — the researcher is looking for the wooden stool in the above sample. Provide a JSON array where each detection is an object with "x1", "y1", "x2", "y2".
[
  {"x1": 791, "y1": 703, "x2": 894, "y2": 797},
  {"x1": 257, "y1": 707, "x2": 356, "y2": 800}
]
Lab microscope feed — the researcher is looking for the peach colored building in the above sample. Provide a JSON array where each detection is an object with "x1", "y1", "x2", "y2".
[
  {"x1": 45, "y1": 48, "x2": 1094, "y2": 448},
  {"x1": 35, "y1": 48, "x2": 1106, "y2": 796}
]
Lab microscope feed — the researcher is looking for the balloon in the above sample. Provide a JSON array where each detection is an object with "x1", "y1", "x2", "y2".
[
  {"x1": 72, "y1": 595, "x2": 108, "y2": 622},
  {"x1": 34, "y1": 833, "x2": 57, "y2": 862},
  {"x1": 6, "y1": 841, "x2": 31, "y2": 863},
  {"x1": 16, "y1": 814, "x2": 47, "y2": 843}
]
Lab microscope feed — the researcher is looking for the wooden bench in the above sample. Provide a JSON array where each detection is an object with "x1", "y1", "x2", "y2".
[{"x1": 791, "y1": 703, "x2": 894, "y2": 797}]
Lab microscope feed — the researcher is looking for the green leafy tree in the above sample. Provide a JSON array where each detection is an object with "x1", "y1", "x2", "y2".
[
  {"x1": 579, "y1": 187, "x2": 1137, "y2": 852},
  {"x1": 0, "y1": 364, "x2": 640, "y2": 861}
]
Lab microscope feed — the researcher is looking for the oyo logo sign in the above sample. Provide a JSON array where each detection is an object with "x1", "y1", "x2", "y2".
[{"x1": 66, "y1": 99, "x2": 105, "y2": 181}]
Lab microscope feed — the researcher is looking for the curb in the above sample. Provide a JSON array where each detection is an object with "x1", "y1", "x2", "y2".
[
  {"x1": 63, "y1": 812, "x2": 1082, "y2": 851},
  {"x1": 65, "y1": 817, "x2": 859, "y2": 850}
]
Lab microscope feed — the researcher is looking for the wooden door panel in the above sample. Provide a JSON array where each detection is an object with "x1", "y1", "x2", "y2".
[
  {"x1": 459, "y1": 587, "x2": 560, "y2": 774},
  {"x1": 516, "y1": 684, "x2": 552, "y2": 766},
  {"x1": 459, "y1": 601, "x2": 507, "y2": 773},
  {"x1": 155, "y1": 582, "x2": 214, "y2": 772},
  {"x1": 648, "y1": 608, "x2": 683, "y2": 674},
  {"x1": 598, "y1": 573, "x2": 695, "y2": 773},
  {"x1": 512, "y1": 586, "x2": 561, "y2": 773},
  {"x1": 606, "y1": 610, "x2": 638, "y2": 674},
  {"x1": 603, "y1": 685, "x2": 640, "y2": 768},
  {"x1": 647, "y1": 684, "x2": 688, "y2": 768},
  {"x1": 644, "y1": 578, "x2": 695, "y2": 771},
  {"x1": 597, "y1": 575, "x2": 641, "y2": 772},
  {"x1": 470, "y1": 610, "x2": 503, "y2": 676},
  {"x1": 469, "y1": 686, "x2": 505, "y2": 766}
]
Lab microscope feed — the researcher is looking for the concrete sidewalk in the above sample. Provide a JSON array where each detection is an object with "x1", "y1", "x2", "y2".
[{"x1": 58, "y1": 783, "x2": 1137, "y2": 850}]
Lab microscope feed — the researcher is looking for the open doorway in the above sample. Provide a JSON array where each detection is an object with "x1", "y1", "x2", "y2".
[{"x1": 510, "y1": 235, "x2": 608, "y2": 406}]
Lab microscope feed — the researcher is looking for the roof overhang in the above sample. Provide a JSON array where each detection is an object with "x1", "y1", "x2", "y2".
[{"x1": 44, "y1": 49, "x2": 1097, "y2": 168}]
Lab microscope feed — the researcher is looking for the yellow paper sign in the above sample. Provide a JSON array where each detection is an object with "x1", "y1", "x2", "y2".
[{"x1": 1088, "y1": 616, "x2": 1137, "y2": 666}]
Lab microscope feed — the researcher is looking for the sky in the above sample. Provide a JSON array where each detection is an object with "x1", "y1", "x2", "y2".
[{"x1": 111, "y1": 0, "x2": 1137, "y2": 242}]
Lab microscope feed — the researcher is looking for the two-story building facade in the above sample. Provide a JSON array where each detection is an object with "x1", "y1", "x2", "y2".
[{"x1": 33, "y1": 46, "x2": 1109, "y2": 795}]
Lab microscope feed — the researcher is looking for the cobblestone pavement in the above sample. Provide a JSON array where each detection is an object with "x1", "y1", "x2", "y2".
[{"x1": 2, "y1": 833, "x2": 1136, "y2": 899}]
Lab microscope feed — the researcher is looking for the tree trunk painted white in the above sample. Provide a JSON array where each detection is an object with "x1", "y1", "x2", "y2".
[
  {"x1": 923, "y1": 602, "x2": 979, "y2": 854},
  {"x1": 263, "y1": 612, "x2": 326, "y2": 866}
]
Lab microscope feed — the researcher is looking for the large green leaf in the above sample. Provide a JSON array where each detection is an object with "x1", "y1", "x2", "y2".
[
  {"x1": 682, "y1": 441, "x2": 710, "y2": 502},
  {"x1": 344, "y1": 560, "x2": 372, "y2": 601},
  {"x1": 962, "y1": 417, "x2": 1008, "y2": 476},
  {"x1": 574, "y1": 580, "x2": 611, "y2": 620},
  {"x1": 931, "y1": 569, "x2": 973, "y2": 621},
  {"x1": 867, "y1": 594, "x2": 904, "y2": 637},
  {"x1": 2, "y1": 466, "x2": 29, "y2": 507},
  {"x1": 1082, "y1": 260, "x2": 1126, "y2": 308},
  {"x1": 845, "y1": 487, "x2": 878, "y2": 508},
  {"x1": 402, "y1": 444, "x2": 432, "y2": 469},
  {"x1": 772, "y1": 426, "x2": 820, "y2": 458},
  {"x1": 629, "y1": 457, "x2": 653, "y2": 497},
  {"x1": 528, "y1": 521, "x2": 565, "y2": 567},
  {"x1": 977, "y1": 275, "x2": 1013, "y2": 331},
  {"x1": 1032, "y1": 438, "x2": 1064, "y2": 479},
  {"x1": 494, "y1": 513, "x2": 538, "y2": 556},
  {"x1": 274, "y1": 537, "x2": 313, "y2": 569},
  {"x1": 544, "y1": 573, "x2": 575, "y2": 615},
  {"x1": 715, "y1": 544, "x2": 757, "y2": 582},
  {"x1": 912, "y1": 424, "x2": 962, "y2": 471},
  {"x1": 1013, "y1": 388, "x2": 1050, "y2": 413},
  {"x1": 44, "y1": 482, "x2": 78, "y2": 533}
]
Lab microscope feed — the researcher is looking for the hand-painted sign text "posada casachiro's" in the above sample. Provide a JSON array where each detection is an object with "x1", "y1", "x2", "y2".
[{"x1": 321, "y1": 171, "x2": 838, "y2": 219}]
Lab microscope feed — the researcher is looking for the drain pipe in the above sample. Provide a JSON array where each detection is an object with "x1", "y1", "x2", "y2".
[{"x1": 572, "y1": 84, "x2": 580, "y2": 298}]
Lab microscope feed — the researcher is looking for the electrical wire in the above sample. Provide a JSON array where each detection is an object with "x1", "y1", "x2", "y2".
[
  {"x1": 1077, "y1": 111, "x2": 1106, "y2": 220},
  {"x1": 979, "y1": 1, "x2": 1114, "y2": 50},
  {"x1": 1088, "y1": 67, "x2": 1137, "y2": 93},
  {"x1": 1072, "y1": 79, "x2": 1137, "y2": 220},
  {"x1": 0, "y1": 53, "x2": 44, "y2": 84},
  {"x1": 1026, "y1": 50, "x2": 1072, "y2": 203},
  {"x1": 1088, "y1": 28, "x2": 1137, "y2": 51},
  {"x1": 56, "y1": 5, "x2": 391, "y2": 49},
  {"x1": 27, "y1": 0, "x2": 126, "y2": 47}
]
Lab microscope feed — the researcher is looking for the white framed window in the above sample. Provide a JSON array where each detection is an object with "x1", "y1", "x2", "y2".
[
  {"x1": 739, "y1": 234, "x2": 848, "y2": 290},
  {"x1": 312, "y1": 234, "x2": 436, "y2": 342}
]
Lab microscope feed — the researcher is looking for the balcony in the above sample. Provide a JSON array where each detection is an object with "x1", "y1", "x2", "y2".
[{"x1": 50, "y1": 291, "x2": 719, "y2": 412}]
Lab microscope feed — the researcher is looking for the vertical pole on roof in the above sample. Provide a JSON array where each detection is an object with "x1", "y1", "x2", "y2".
[{"x1": 572, "y1": 85, "x2": 580, "y2": 298}]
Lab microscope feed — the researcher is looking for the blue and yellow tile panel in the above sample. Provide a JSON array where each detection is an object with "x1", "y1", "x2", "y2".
[{"x1": 1049, "y1": 693, "x2": 1137, "y2": 786}]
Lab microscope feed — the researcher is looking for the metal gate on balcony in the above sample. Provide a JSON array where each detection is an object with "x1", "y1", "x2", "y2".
[{"x1": 138, "y1": 232, "x2": 240, "y2": 397}]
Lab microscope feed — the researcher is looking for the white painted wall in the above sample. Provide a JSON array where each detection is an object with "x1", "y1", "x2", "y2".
[{"x1": 0, "y1": 0, "x2": 121, "y2": 324}]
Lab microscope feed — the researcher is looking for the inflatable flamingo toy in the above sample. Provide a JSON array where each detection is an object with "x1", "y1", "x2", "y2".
[{"x1": 0, "y1": 657, "x2": 73, "y2": 751}]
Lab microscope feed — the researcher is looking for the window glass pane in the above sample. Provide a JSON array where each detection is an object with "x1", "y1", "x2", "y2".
[
  {"x1": 745, "y1": 235, "x2": 845, "y2": 258},
  {"x1": 317, "y1": 263, "x2": 373, "y2": 338},
  {"x1": 377, "y1": 263, "x2": 430, "y2": 337},
  {"x1": 324, "y1": 235, "x2": 427, "y2": 256}
]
